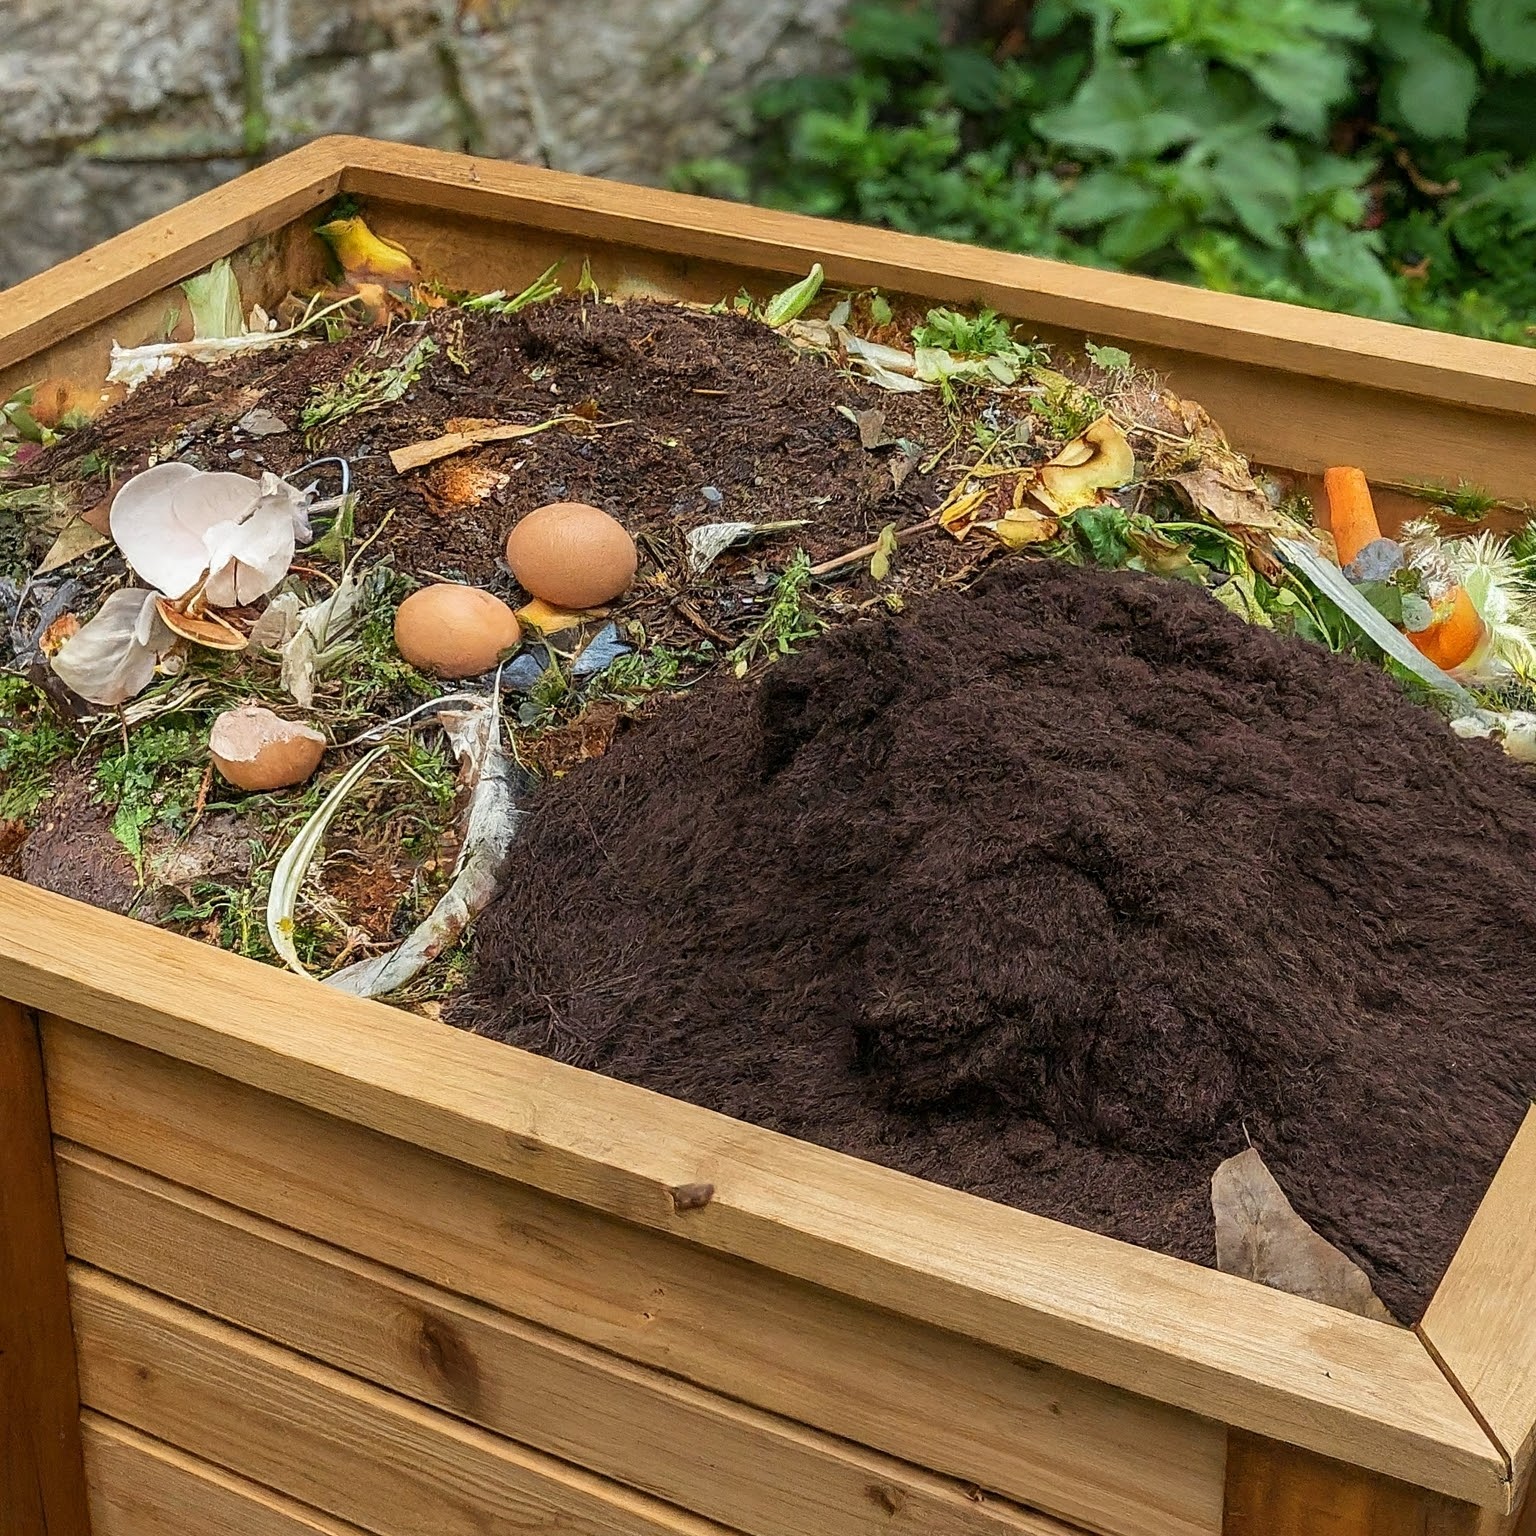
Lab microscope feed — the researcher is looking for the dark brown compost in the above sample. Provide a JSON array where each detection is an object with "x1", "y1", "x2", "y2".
[{"x1": 461, "y1": 562, "x2": 1536, "y2": 1321}]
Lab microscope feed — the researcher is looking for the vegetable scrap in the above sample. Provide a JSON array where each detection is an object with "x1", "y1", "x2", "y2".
[{"x1": 6, "y1": 217, "x2": 1536, "y2": 1305}]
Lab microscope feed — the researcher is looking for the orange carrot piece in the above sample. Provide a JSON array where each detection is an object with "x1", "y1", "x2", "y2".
[
  {"x1": 1324, "y1": 466, "x2": 1382, "y2": 567},
  {"x1": 1409, "y1": 586, "x2": 1486, "y2": 672}
]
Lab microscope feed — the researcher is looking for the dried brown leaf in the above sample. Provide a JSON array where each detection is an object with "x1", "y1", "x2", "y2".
[
  {"x1": 1212, "y1": 1147, "x2": 1394, "y2": 1322},
  {"x1": 1167, "y1": 466, "x2": 1297, "y2": 536}
]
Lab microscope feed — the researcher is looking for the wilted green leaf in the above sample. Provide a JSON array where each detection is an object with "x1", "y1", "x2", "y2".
[
  {"x1": 1073, "y1": 504, "x2": 1134, "y2": 567},
  {"x1": 1085, "y1": 341, "x2": 1133, "y2": 372},
  {"x1": 870, "y1": 522, "x2": 899, "y2": 580},
  {"x1": 182, "y1": 258, "x2": 245, "y2": 340},
  {"x1": 763, "y1": 264, "x2": 826, "y2": 327}
]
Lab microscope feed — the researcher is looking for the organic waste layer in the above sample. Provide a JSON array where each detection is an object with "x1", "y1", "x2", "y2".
[{"x1": 462, "y1": 562, "x2": 1536, "y2": 1322}]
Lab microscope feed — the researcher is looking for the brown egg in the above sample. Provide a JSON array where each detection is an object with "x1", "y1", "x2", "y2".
[
  {"x1": 504, "y1": 501, "x2": 637, "y2": 609},
  {"x1": 394, "y1": 583, "x2": 522, "y2": 678},
  {"x1": 210, "y1": 706, "x2": 327, "y2": 792}
]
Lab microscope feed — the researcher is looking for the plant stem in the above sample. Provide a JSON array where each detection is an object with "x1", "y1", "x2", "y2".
[
  {"x1": 809, "y1": 514, "x2": 942, "y2": 578},
  {"x1": 238, "y1": 0, "x2": 269, "y2": 160}
]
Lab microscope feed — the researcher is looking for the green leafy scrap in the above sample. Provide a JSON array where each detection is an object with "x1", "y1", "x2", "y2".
[{"x1": 92, "y1": 723, "x2": 207, "y2": 863}]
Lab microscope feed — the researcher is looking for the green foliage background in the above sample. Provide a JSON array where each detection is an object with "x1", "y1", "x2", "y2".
[{"x1": 676, "y1": 0, "x2": 1536, "y2": 344}]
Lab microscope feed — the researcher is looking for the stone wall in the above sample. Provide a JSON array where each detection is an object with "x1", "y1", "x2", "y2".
[{"x1": 0, "y1": 0, "x2": 848, "y2": 286}]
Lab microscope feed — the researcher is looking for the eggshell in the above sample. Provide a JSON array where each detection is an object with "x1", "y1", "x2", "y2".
[
  {"x1": 210, "y1": 706, "x2": 326, "y2": 792},
  {"x1": 505, "y1": 502, "x2": 637, "y2": 609},
  {"x1": 394, "y1": 583, "x2": 522, "y2": 678}
]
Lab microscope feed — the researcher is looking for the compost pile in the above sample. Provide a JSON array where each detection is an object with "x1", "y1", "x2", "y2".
[{"x1": 462, "y1": 561, "x2": 1536, "y2": 1321}]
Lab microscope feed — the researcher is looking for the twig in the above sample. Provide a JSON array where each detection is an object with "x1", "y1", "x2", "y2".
[
  {"x1": 808, "y1": 514, "x2": 942, "y2": 579},
  {"x1": 672, "y1": 596, "x2": 734, "y2": 645},
  {"x1": 388, "y1": 414, "x2": 630, "y2": 474}
]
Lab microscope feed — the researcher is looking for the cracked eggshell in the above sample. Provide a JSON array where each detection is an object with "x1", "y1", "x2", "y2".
[
  {"x1": 209, "y1": 706, "x2": 327, "y2": 792},
  {"x1": 394, "y1": 584, "x2": 523, "y2": 679},
  {"x1": 50, "y1": 588, "x2": 174, "y2": 706},
  {"x1": 505, "y1": 501, "x2": 637, "y2": 609},
  {"x1": 108, "y1": 464, "x2": 302, "y2": 606}
]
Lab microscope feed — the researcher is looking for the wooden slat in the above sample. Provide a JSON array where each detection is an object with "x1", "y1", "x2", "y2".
[
  {"x1": 1422, "y1": 1108, "x2": 1536, "y2": 1513},
  {"x1": 1222, "y1": 1431, "x2": 1481, "y2": 1535},
  {"x1": 0, "y1": 142, "x2": 343, "y2": 375},
  {"x1": 71, "y1": 1265, "x2": 737, "y2": 1536},
  {"x1": 335, "y1": 139, "x2": 1536, "y2": 419},
  {"x1": 57, "y1": 1146, "x2": 1078, "y2": 1536},
  {"x1": 0, "y1": 1000, "x2": 88, "y2": 1536},
  {"x1": 371, "y1": 199, "x2": 1536, "y2": 503},
  {"x1": 81, "y1": 1414, "x2": 366, "y2": 1536},
  {"x1": 43, "y1": 1023, "x2": 1224, "y2": 1536},
  {"x1": 4, "y1": 884, "x2": 1503, "y2": 1511}
]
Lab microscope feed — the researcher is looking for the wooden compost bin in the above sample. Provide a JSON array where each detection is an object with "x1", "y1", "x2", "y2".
[{"x1": 4, "y1": 138, "x2": 1536, "y2": 1536}]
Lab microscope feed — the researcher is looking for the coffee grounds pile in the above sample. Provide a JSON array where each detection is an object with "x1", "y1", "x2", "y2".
[{"x1": 461, "y1": 562, "x2": 1536, "y2": 1320}]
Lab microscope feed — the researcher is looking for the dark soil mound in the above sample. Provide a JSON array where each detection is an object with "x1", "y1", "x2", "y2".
[{"x1": 461, "y1": 563, "x2": 1536, "y2": 1320}]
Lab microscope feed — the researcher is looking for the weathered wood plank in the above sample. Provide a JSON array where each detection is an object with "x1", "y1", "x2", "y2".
[
  {"x1": 5, "y1": 885, "x2": 1501, "y2": 1509},
  {"x1": 58, "y1": 1146, "x2": 1080, "y2": 1536},
  {"x1": 82, "y1": 1413, "x2": 366, "y2": 1536},
  {"x1": 0, "y1": 1000, "x2": 88, "y2": 1536},
  {"x1": 1223, "y1": 1430, "x2": 1482, "y2": 1535},
  {"x1": 0, "y1": 141, "x2": 343, "y2": 377},
  {"x1": 335, "y1": 139, "x2": 1536, "y2": 421},
  {"x1": 43, "y1": 1024, "x2": 1225, "y2": 1536},
  {"x1": 71, "y1": 1266, "x2": 736, "y2": 1536},
  {"x1": 1422, "y1": 1108, "x2": 1536, "y2": 1518}
]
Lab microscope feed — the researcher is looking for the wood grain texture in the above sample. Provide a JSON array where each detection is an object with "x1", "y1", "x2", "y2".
[
  {"x1": 1223, "y1": 1430, "x2": 1483, "y2": 1535},
  {"x1": 0, "y1": 1000, "x2": 88, "y2": 1536},
  {"x1": 0, "y1": 142, "x2": 342, "y2": 377},
  {"x1": 82, "y1": 1413, "x2": 366, "y2": 1536},
  {"x1": 1422, "y1": 1108, "x2": 1536, "y2": 1514},
  {"x1": 71, "y1": 1265, "x2": 845, "y2": 1536},
  {"x1": 58, "y1": 1146, "x2": 1085, "y2": 1536},
  {"x1": 4, "y1": 886, "x2": 1502, "y2": 1511},
  {"x1": 44, "y1": 1028, "x2": 1225, "y2": 1536}
]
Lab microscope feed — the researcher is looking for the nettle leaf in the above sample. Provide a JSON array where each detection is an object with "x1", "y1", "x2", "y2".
[
  {"x1": 1034, "y1": 59, "x2": 1199, "y2": 158},
  {"x1": 1053, "y1": 169, "x2": 1160, "y2": 227},
  {"x1": 1100, "y1": 201, "x2": 1190, "y2": 262},
  {"x1": 1301, "y1": 218, "x2": 1405, "y2": 318},
  {"x1": 1209, "y1": 137, "x2": 1304, "y2": 247},
  {"x1": 1376, "y1": 18, "x2": 1480, "y2": 140},
  {"x1": 1249, "y1": 44, "x2": 1356, "y2": 136},
  {"x1": 1469, "y1": 0, "x2": 1536, "y2": 70}
]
